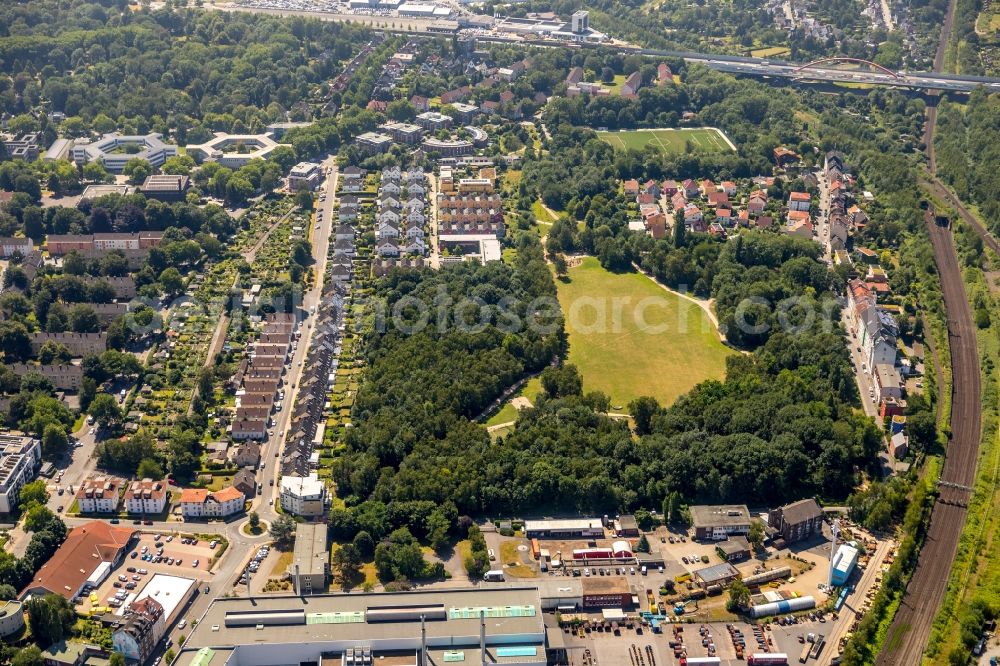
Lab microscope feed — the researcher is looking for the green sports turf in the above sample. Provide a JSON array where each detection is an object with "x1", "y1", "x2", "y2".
[
  {"x1": 555, "y1": 257, "x2": 733, "y2": 408},
  {"x1": 596, "y1": 128, "x2": 734, "y2": 155}
]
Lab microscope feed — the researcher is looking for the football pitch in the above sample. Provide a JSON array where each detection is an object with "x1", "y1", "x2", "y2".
[{"x1": 596, "y1": 127, "x2": 736, "y2": 154}]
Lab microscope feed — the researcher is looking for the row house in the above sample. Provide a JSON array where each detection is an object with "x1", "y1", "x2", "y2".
[
  {"x1": 86, "y1": 276, "x2": 136, "y2": 299},
  {"x1": 9, "y1": 363, "x2": 83, "y2": 390},
  {"x1": 30, "y1": 332, "x2": 107, "y2": 356},
  {"x1": 0, "y1": 237, "x2": 33, "y2": 258}
]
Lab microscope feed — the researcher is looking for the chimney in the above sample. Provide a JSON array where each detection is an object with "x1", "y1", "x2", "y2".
[
  {"x1": 480, "y1": 610, "x2": 486, "y2": 666},
  {"x1": 420, "y1": 615, "x2": 426, "y2": 666}
]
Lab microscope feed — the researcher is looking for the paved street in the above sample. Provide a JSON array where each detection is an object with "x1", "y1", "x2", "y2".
[{"x1": 819, "y1": 539, "x2": 893, "y2": 664}]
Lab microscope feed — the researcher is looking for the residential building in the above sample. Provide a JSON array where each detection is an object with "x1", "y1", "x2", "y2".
[
  {"x1": 10, "y1": 363, "x2": 83, "y2": 390},
  {"x1": 788, "y1": 192, "x2": 811, "y2": 212},
  {"x1": 437, "y1": 193, "x2": 504, "y2": 236},
  {"x1": 179, "y1": 486, "x2": 245, "y2": 519},
  {"x1": 124, "y1": 479, "x2": 167, "y2": 515},
  {"x1": 620, "y1": 71, "x2": 642, "y2": 97},
  {"x1": 231, "y1": 420, "x2": 267, "y2": 441},
  {"x1": 657, "y1": 63, "x2": 672, "y2": 85},
  {"x1": 859, "y1": 304, "x2": 898, "y2": 371},
  {"x1": 457, "y1": 178, "x2": 493, "y2": 194},
  {"x1": 874, "y1": 363, "x2": 902, "y2": 400},
  {"x1": 47, "y1": 233, "x2": 163, "y2": 256},
  {"x1": 233, "y1": 470, "x2": 256, "y2": 499},
  {"x1": 76, "y1": 476, "x2": 121, "y2": 514},
  {"x1": 290, "y1": 524, "x2": 329, "y2": 595},
  {"x1": 0, "y1": 600, "x2": 24, "y2": 638},
  {"x1": 421, "y1": 137, "x2": 474, "y2": 157},
  {"x1": 232, "y1": 442, "x2": 262, "y2": 469},
  {"x1": 0, "y1": 237, "x2": 32, "y2": 257},
  {"x1": 288, "y1": 162, "x2": 323, "y2": 191},
  {"x1": 410, "y1": 95, "x2": 430, "y2": 112},
  {"x1": 0, "y1": 435, "x2": 42, "y2": 514},
  {"x1": 30, "y1": 332, "x2": 107, "y2": 357},
  {"x1": 440, "y1": 85, "x2": 471, "y2": 104},
  {"x1": 139, "y1": 175, "x2": 190, "y2": 202},
  {"x1": 21, "y1": 521, "x2": 136, "y2": 600},
  {"x1": 381, "y1": 122, "x2": 424, "y2": 145},
  {"x1": 355, "y1": 132, "x2": 393, "y2": 154},
  {"x1": 280, "y1": 473, "x2": 327, "y2": 517},
  {"x1": 449, "y1": 102, "x2": 479, "y2": 123},
  {"x1": 773, "y1": 146, "x2": 800, "y2": 166},
  {"x1": 112, "y1": 597, "x2": 165, "y2": 664},
  {"x1": 768, "y1": 498, "x2": 824, "y2": 544},
  {"x1": 690, "y1": 505, "x2": 751, "y2": 540},
  {"x1": 416, "y1": 112, "x2": 454, "y2": 131}
]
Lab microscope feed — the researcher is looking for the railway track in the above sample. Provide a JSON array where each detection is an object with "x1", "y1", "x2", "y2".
[
  {"x1": 876, "y1": 213, "x2": 981, "y2": 665},
  {"x1": 874, "y1": 0, "x2": 988, "y2": 657}
]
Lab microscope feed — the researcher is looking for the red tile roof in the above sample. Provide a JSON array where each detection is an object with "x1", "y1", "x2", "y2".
[{"x1": 22, "y1": 521, "x2": 135, "y2": 599}]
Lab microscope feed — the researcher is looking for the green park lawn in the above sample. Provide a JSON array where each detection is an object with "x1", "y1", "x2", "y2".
[
  {"x1": 555, "y1": 257, "x2": 733, "y2": 407},
  {"x1": 596, "y1": 127, "x2": 735, "y2": 155}
]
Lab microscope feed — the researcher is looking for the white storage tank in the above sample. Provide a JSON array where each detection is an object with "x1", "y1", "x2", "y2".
[{"x1": 750, "y1": 595, "x2": 816, "y2": 618}]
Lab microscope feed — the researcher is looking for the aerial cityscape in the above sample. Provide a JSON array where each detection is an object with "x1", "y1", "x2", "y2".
[{"x1": 0, "y1": 0, "x2": 998, "y2": 665}]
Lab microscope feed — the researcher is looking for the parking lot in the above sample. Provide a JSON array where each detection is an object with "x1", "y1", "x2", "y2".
[
  {"x1": 81, "y1": 532, "x2": 220, "y2": 614},
  {"x1": 560, "y1": 615, "x2": 836, "y2": 665}
]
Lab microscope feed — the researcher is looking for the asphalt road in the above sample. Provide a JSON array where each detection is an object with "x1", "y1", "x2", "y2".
[{"x1": 202, "y1": 1, "x2": 1000, "y2": 92}]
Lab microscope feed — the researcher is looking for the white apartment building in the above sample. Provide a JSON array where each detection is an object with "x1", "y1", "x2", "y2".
[
  {"x1": 124, "y1": 479, "x2": 168, "y2": 515},
  {"x1": 179, "y1": 487, "x2": 244, "y2": 519},
  {"x1": 0, "y1": 435, "x2": 41, "y2": 514},
  {"x1": 280, "y1": 474, "x2": 327, "y2": 517},
  {"x1": 76, "y1": 476, "x2": 121, "y2": 514}
]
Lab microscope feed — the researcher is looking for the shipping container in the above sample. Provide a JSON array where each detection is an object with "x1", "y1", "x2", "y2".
[
  {"x1": 531, "y1": 538, "x2": 540, "y2": 560},
  {"x1": 747, "y1": 654, "x2": 789, "y2": 665}
]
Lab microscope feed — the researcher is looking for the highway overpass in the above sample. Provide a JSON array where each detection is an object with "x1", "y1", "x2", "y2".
[{"x1": 206, "y1": 2, "x2": 1000, "y2": 93}]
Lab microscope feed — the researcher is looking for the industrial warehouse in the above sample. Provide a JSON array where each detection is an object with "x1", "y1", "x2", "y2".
[{"x1": 175, "y1": 587, "x2": 552, "y2": 666}]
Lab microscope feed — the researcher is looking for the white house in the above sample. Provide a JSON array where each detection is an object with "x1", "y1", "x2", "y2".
[
  {"x1": 124, "y1": 479, "x2": 167, "y2": 515},
  {"x1": 179, "y1": 486, "x2": 245, "y2": 519},
  {"x1": 280, "y1": 474, "x2": 327, "y2": 517},
  {"x1": 76, "y1": 476, "x2": 121, "y2": 514},
  {"x1": 788, "y1": 192, "x2": 811, "y2": 212}
]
